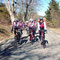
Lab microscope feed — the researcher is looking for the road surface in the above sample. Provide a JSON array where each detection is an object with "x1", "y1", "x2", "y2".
[{"x1": 0, "y1": 29, "x2": 60, "y2": 60}]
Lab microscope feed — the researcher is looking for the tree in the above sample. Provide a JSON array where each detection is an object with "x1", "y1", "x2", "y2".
[
  {"x1": 4, "y1": 0, "x2": 18, "y2": 23},
  {"x1": 50, "y1": 0, "x2": 59, "y2": 10},
  {"x1": 0, "y1": 3, "x2": 10, "y2": 23},
  {"x1": 18, "y1": 0, "x2": 41, "y2": 21},
  {"x1": 4, "y1": 0, "x2": 41, "y2": 23},
  {"x1": 45, "y1": 0, "x2": 60, "y2": 27},
  {"x1": 45, "y1": 9, "x2": 51, "y2": 21}
]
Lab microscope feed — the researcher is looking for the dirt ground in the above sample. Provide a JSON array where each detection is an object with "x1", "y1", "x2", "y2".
[
  {"x1": 49, "y1": 28, "x2": 60, "y2": 35},
  {"x1": 0, "y1": 24, "x2": 13, "y2": 43}
]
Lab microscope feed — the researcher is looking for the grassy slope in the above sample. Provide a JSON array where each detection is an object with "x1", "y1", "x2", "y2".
[{"x1": 0, "y1": 24, "x2": 13, "y2": 43}]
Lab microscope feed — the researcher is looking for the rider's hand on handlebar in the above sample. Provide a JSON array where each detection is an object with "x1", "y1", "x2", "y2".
[{"x1": 45, "y1": 30, "x2": 47, "y2": 33}]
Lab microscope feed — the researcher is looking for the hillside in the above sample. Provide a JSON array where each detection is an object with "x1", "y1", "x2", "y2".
[{"x1": 0, "y1": 3, "x2": 12, "y2": 41}]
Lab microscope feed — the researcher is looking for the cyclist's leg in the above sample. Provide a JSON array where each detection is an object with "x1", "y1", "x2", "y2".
[
  {"x1": 33, "y1": 29, "x2": 36, "y2": 37},
  {"x1": 14, "y1": 28, "x2": 16, "y2": 36},
  {"x1": 15, "y1": 28, "x2": 19, "y2": 42},
  {"x1": 29, "y1": 27, "x2": 31, "y2": 36},
  {"x1": 39, "y1": 30, "x2": 41, "y2": 40},
  {"x1": 21, "y1": 29, "x2": 22, "y2": 34},
  {"x1": 30, "y1": 30, "x2": 33, "y2": 41},
  {"x1": 14, "y1": 27, "x2": 18, "y2": 36},
  {"x1": 29, "y1": 28, "x2": 31, "y2": 41},
  {"x1": 43, "y1": 32, "x2": 45, "y2": 40},
  {"x1": 18, "y1": 32, "x2": 21, "y2": 44},
  {"x1": 33, "y1": 28, "x2": 36, "y2": 42}
]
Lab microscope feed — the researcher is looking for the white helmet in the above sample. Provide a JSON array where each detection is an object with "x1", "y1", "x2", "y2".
[
  {"x1": 29, "y1": 18, "x2": 33, "y2": 22},
  {"x1": 26, "y1": 21, "x2": 28, "y2": 23},
  {"x1": 14, "y1": 18, "x2": 18, "y2": 21}
]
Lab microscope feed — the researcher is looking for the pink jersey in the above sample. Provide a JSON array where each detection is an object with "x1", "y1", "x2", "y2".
[
  {"x1": 19, "y1": 21, "x2": 23, "y2": 29},
  {"x1": 33, "y1": 21, "x2": 37, "y2": 29},
  {"x1": 28, "y1": 22, "x2": 32, "y2": 27},
  {"x1": 13, "y1": 21, "x2": 20, "y2": 28},
  {"x1": 28, "y1": 21, "x2": 37, "y2": 29}
]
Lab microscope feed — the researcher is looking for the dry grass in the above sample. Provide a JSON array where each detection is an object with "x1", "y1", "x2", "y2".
[
  {"x1": 49, "y1": 28, "x2": 60, "y2": 34},
  {"x1": 0, "y1": 24, "x2": 13, "y2": 43},
  {"x1": 0, "y1": 33, "x2": 14, "y2": 44}
]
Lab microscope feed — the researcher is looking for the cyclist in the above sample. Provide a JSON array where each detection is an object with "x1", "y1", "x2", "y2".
[
  {"x1": 28, "y1": 18, "x2": 37, "y2": 42},
  {"x1": 28, "y1": 18, "x2": 34, "y2": 41},
  {"x1": 32, "y1": 19, "x2": 37, "y2": 37},
  {"x1": 11, "y1": 18, "x2": 23, "y2": 44},
  {"x1": 38, "y1": 17, "x2": 47, "y2": 41},
  {"x1": 11, "y1": 18, "x2": 20, "y2": 36}
]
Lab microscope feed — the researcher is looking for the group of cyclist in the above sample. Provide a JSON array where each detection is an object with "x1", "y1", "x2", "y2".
[{"x1": 11, "y1": 17, "x2": 47, "y2": 45}]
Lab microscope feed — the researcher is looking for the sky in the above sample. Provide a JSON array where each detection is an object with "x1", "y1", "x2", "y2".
[
  {"x1": 0, "y1": 0, "x2": 60, "y2": 16},
  {"x1": 37, "y1": 0, "x2": 60, "y2": 16}
]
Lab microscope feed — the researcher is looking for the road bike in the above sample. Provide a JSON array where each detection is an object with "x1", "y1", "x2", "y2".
[
  {"x1": 39, "y1": 30, "x2": 48, "y2": 48},
  {"x1": 14, "y1": 29, "x2": 22, "y2": 47}
]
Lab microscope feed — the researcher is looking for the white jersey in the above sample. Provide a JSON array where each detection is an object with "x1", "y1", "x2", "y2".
[{"x1": 38, "y1": 21, "x2": 47, "y2": 30}]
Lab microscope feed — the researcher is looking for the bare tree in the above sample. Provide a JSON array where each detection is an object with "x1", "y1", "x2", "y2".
[
  {"x1": 4, "y1": 0, "x2": 17, "y2": 23},
  {"x1": 4, "y1": 0, "x2": 41, "y2": 23},
  {"x1": 18, "y1": 0, "x2": 41, "y2": 21}
]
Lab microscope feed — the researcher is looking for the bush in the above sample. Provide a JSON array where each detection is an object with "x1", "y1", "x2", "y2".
[{"x1": 51, "y1": 20, "x2": 56, "y2": 25}]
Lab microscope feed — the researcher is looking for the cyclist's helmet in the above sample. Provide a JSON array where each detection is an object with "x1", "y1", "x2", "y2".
[
  {"x1": 29, "y1": 18, "x2": 33, "y2": 22},
  {"x1": 14, "y1": 18, "x2": 19, "y2": 21},
  {"x1": 26, "y1": 21, "x2": 28, "y2": 23},
  {"x1": 39, "y1": 17, "x2": 43, "y2": 21}
]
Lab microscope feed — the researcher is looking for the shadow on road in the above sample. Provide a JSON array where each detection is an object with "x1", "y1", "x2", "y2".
[
  {"x1": 1, "y1": 33, "x2": 60, "y2": 60},
  {"x1": 0, "y1": 35, "x2": 29, "y2": 59},
  {"x1": 0, "y1": 35, "x2": 39, "y2": 59}
]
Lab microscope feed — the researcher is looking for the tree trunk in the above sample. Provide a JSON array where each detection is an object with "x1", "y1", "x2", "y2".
[{"x1": 5, "y1": 0, "x2": 17, "y2": 24}]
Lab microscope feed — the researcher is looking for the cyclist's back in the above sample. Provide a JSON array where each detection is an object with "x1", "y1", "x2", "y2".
[
  {"x1": 11, "y1": 18, "x2": 20, "y2": 35},
  {"x1": 13, "y1": 21, "x2": 19, "y2": 29}
]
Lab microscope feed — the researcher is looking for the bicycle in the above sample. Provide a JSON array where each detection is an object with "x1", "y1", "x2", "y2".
[
  {"x1": 14, "y1": 29, "x2": 22, "y2": 47},
  {"x1": 39, "y1": 30, "x2": 48, "y2": 48}
]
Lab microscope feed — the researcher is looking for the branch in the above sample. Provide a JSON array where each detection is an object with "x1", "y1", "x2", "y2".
[
  {"x1": 5, "y1": 0, "x2": 9, "y2": 10},
  {"x1": 29, "y1": 0, "x2": 32, "y2": 6}
]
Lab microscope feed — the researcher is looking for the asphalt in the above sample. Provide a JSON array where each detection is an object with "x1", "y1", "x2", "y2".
[{"x1": 0, "y1": 29, "x2": 60, "y2": 60}]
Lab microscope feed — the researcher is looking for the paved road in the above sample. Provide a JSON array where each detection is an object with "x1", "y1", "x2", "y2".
[{"x1": 0, "y1": 29, "x2": 60, "y2": 60}]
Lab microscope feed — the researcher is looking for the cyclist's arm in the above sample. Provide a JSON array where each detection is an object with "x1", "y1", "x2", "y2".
[
  {"x1": 44, "y1": 22, "x2": 47, "y2": 30},
  {"x1": 38, "y1": 22, "x2": 40, "y2": 30},
  {"x1": 44, "y1": 22, "x2": 47, "y2": 33}
]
